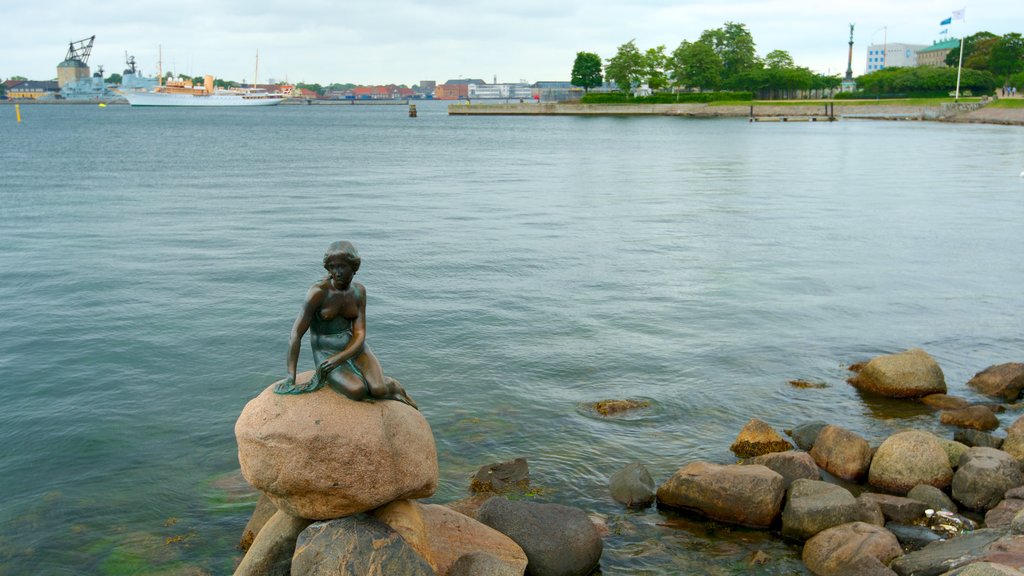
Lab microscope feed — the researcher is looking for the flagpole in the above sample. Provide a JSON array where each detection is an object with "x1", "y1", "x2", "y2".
[{"x1": 955, "y1": 36, "x2": 964, "y2": 102}]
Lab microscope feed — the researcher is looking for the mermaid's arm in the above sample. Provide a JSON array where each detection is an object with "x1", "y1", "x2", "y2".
[{"x1": 287, "y1": 284, "x2": 324, "y2": 382}]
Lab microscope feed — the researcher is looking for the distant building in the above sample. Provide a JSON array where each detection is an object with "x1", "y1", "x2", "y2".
[
  {"x1": 532, "y1": 81, "x2": 584, "y2": 102},
  {"x1": 435, "y1": 79, "x2": 486, "y2": 100},
  {"x1": 467, "y1": 83, "x2": 532, "y2": 99},
  {"x1": 418, "y1": 80, "x2": 436, "y2": 94},
  {"x1": 916, "y1": 39, "x2": 960, "y2": 68},
  {"x1": 865, "y1": 42, "x2": 927, "y2": 72},
  {"x1": 7, "y1": 80, "x2": 60, "y2": 99}
]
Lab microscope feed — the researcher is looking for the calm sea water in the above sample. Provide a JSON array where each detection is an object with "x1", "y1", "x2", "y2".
[{"x1": 1, "y1": 101, "x2": 1023, "y2": 574}]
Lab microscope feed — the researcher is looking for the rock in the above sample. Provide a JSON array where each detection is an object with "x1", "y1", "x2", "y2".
[
  {"x1": 656, "y1": 462, "x2": 784, "y2": 528},
  {"x1": 953, "y1": 562, "x2": 1024, "y2": 576},
  {"x1": 885, "y1": 522, "x2": 944, "y2": 551},
  {"x1": 858, "y1": 493, "x2": 929, "y2": 523},
  {"x1": 444, "y1": 494, "x2": 495, "y2": 519},
  {"x1": 477, "y1": 497, "x2": 602, "y2": 576},
  {"x1": 848, "y1": 348, "x2": 947, "y2": 398},
  {"x1": 868, "y1": 431, "x2": 954, "y2": 494},
  {"x1": 857, "y1": 494, "x2": 886, "y2": 526},
  {"x1": 746, "y1": 451, "x2": 820, "y2": 489},
  {"x1": 234, "y1": 510, "x2": 312, "y2": 576},
  {"x1": 291, "y1": 515, "x2": 434, "y2": 576},
  {"x1": 448, "y1": 551, "x2": 523, "y2": 576},
  {"x1": 471, "y1": 458, "x2": 530, "y2": 494},
  {"x1": 939, "y1": 439, "x2": 971, "y2": 469},
  {"x1": 588, "y1": 399, "x2": 651, "y2": 416},
  {"x1": 810, "y1": 425, "x2": 873, "y2": 482},
  {"x1": 941, "y1": 406, "x2": 1001, "y2": 432},
  {"x1": 889, "y1": 529, "x2": 1005, "y2": 576},
  {"x1": 730, "y1": 418, "x2": 793, "y2": 458},
  {"x1": 789, "y1": 421, "x2": 829, "y2": 451},
  {"x1": 374, "y1": 500, "x2": 528, "y2": 576},
  {"x1": 987, "y1": 499, "x2": 1024, "y2": 530},
  {"x1": 802, "y1": 522, "x2": 902, "y2": 576},
  {"x1": 1012, "y1": 510, "x2": 1024, "y2": 535},
  {"x1": 955, "y1": 429, "x2": 1004, "y2": 450},
  {"x1": 1003, "y1": 416, "x2": 1024, "y2": 464},
  {"x1": 239, "y1": 493, "x2": 277, "y2": 552},
  {"x1": 980, "y1": 536, "x2": 1024, "y2": 568},
  {"x1": 780, "y1": 479, "x2": 859, "y2": 541},
  {"x1": 609, "y1": 461, "x2": 655, "y2": 509},
  {"x1": 952, "y1": 447, "x2": 1024, "y2": 511},
  {"x1": 968, "y1": 363, "x2": 1024, "y2": 401},
  {"x1": 235, "y1": 377, "x2": 438, "y2": 520},
  {"x1": 907, "y1": 484, "x2": 958, "y2": 513},
  {"x1": 921, "y1": 394, "x2": 970, "y2": 410}
]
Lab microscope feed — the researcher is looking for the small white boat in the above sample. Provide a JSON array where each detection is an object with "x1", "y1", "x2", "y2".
[{"x1": 122, "y1": 75, "x2": 283, "y2": 107}]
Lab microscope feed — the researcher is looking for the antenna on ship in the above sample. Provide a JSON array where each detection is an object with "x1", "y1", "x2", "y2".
[
  {"x1": 158, "y1": 45, "x2": 163, "y2": 86},
  {"x1": 254, "y1": 49, "x2": 259, "y2": 88}
]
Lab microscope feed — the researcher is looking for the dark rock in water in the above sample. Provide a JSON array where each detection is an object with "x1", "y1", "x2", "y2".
[
  {"x1": 788, "y1": 421, "x2": 829, "y2": 451},
  {"x1": 656, "y1": 461, "x2": 784, "y2": 528},
  {"x1": 885, "y1": 522, "x2": 944, "y2": 551},
  {"x1": 952, "y1": 447, "x2": 1023, "y2": 511},
  {"x1": 588, "y1": 399, "x2": 651, "y2": 416},
  {"x1": 848, "y1": 348, "x2": 947, "y2": 399},
  {"x1": 291, "y1": 515, "x2": 434, "y2": 576},
  {"x1": 448, "y1": 551, "x2": 521, "y2": 576},
  {"x1": 921, "y1": 394, "x2": 970, "y2": 410},
  {"x1": 940, "y1": 406, "x2": 1000, "y2": 432},
  {"x1": 745, "y1": 451, "x2": 820, "y2": 490},
  {"x1": 907, "y1": 484, "x2": 958, "y2": 514},
  {"x1": 781, "y1": 479, "x2": 859, "y2": 541},
  {"x1": 810, "y1": 425, "x2": 873, "y2": 482},
  {"x1": 239, "y1": 493, "x2": 277, "y2": 552},
  {"x1": 730, "y1": 418, "x2": 793, "y2": 458},
  {"x1": 789, "y1": 379, "x2": 828, "y2": 389},
  {"x1": 859, "y1": 493, "x2": 929, "y2": 524},
  {"x1": 889, "y1": 529, "x2": 1004, "y2": 576},
  {"x1": 609, "y1": 461, "x2": 655, "y2": 509},
  {"x1": 477, "y1": 497, "x2": 602, "y2": 576},
  {"x1": 802, "y1": 522, "x2": 903, "y2": 576},
  {"x1": 471, "y1": 458, "x2": 530, "y2": 494},
  {"x1": 955, "y1": 429, "x2": 1004, "y2": 449},
  {"x1": 235, "y1": 510, "x2": 313, "y2": 576},
  {"x1": 967, "y1": 363, "x2": 1024, "y2": 401}
]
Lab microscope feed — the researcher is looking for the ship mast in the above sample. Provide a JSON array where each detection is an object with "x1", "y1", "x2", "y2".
[{"x1": 254, "y1": 49, "x2": 259, "y2": 87}]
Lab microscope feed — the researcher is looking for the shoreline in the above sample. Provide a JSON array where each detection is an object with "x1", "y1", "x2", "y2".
[{"x1": 447, "y1": 101, "x2": 1024, "y2": 126}]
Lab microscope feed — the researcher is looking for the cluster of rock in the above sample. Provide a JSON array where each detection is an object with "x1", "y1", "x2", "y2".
[
  {"x1": 234, "y1": 371, "x2": 602, "y2": 576},
  {"x1": 609, "y1": 351, "x2": 1024, "y2": 575}
]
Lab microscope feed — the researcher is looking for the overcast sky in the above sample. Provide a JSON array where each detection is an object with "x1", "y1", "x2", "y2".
[{"x1": 2, "y1": 0, "x2": 1020, "y2": 86}]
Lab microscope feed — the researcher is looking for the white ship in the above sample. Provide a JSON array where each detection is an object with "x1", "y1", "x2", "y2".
[{"x1": 121, "y1": 74, "x2": 283, "y2": 107}]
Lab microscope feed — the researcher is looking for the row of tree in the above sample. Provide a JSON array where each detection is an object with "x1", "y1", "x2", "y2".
[
  {"x1": 571, "y1": 22, "x2": 840, "y2": 97},
  {"x1": 946, "y1": 32, "x2": 1024, "y2": 84}
]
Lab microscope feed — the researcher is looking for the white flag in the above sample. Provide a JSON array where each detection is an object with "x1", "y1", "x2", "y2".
[{"x1": 952, "y1": 8, "x2": 966, "y2": 20}]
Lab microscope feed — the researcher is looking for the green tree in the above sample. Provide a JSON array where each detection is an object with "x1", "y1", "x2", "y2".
[
  {"x1": 605, "y1": 39, "x2": 646, "y2": 93},
  {"x1": 571, "y1": 52, "x2": 603, "y2": 92},
  {"x1": 297, "y1": 82, "x2": 323, "y2": 95},
  {"x1": 8, "y1": 75, "x2": 28, "y2": 81},
  {"x1": 699, "y1": 22, "x2": 758, "y2": 81},
  {"x1": 763, "y1": 49, "x2": 795, "y2": 70},
  {"x1": 643, "y1": 45, "x2": 669, "y2": 90},
  {"x1": 105, "y1": 73, "x2": 123, "y2": 85},
  {"x1": 990, "y1": 33, "x2": 1024, "y2": 78},
  {"x1": 946, "y1": 31, "x2": 998, "y2": 67},
  {"x1": 669, "y1": 40, "x2": 722, "y2": 91}
]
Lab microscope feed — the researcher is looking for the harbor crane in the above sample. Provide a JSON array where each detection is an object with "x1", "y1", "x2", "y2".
[{"x1": 65, "y1": 36, "x2": 95, "y2": 65}]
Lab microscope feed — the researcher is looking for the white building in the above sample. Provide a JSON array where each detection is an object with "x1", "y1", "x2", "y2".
[
  {"x1": 865, "y1": 42, "x2": 927, "y2": 72},
  {"x1": 467, "y1": 83, "x2": 533, "y2": 99}
]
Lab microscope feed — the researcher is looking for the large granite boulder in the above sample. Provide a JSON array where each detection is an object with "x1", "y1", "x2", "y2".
[
  {"x1": 291, "y1": 515, "x2": 435, "y2": 575},
  {"x1": 802, "y1": 522, "x2": 902, "y2": 576},
  {"x1": 810, "y1": 425, "x2": 873, "y2": 482},
  {"x1": 656, "y1": 462, "x2": 784, "y2": 528},
  {"x1": 889, "y1": 529, "x2": 1005, "y2": 576},
  {"x1": 781, "y1": 479, "x2": 859, "y2": 541},
  {"x1": 729, "y1": 418, "x2": 793, "y2": 458},
  {"x1": 921, "y1": 394, "x2": 970, "y2": 410},
  {"x1": 239, "y1": 493, "x2": 278, "y2": 551},
  {"x1": 940, "y1": 406, "x2": 1001, "y2": 432},
  {"x1": 449, "y1": 551, "x2": 523, "y2": 576},
  {"x1": 1002, "y1": 416, "x2": 1024, "y2": 464},
  {"x1": 745, "y1": 451, "x2": 820, "y2": 489},
  {"x1": 234, "y1": 510, "x2": 313, "y2": 576},
  {"x1": 372, "y1": 500, "x2": 527, "y2": 576},
  {"x1": 868, "y1": 431, "x2": 953, "y2": 494},
  {"x1": 235, "y1": 375, "x2": 438, "y2": 520},
  {"x1": 477, "y1": 497, "x2": 602, "y2": 576},
  {"x1": 968, "y1": 363, "x2": 1024, "y2": 401},
  {"x1": 609, "y1": 461, "x2": 656, "y2": 509},
  {"x1": 956, "y1": 429, "x2": 1004, "y2": 450},
  {"x1": 848, "y1": 348, "x2": 946, "y2": 398},
  {"x1": 952, "y1": 447, "x2": 1024, "y2": 511}
]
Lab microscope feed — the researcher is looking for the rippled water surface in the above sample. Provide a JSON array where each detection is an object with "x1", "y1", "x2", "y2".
[{"x1": 2, "y1": 101, "x2": 1023, "y2": 574}]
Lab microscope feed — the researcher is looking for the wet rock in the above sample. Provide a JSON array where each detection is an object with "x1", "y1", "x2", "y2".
[
  {"x1": 802, "y1": 522, "x2": 902, "y2": 576},
  {"x1": 1012, "y1": 509, "x2": 1024, "y2": 535},
  {"x1": 589, "y1": 399, "x2": 651, "y2": 416},
  {"x1": 656, "y1": 462, "x2": 784, "y2": 528},
  {"x1": 985, "y1": 498, "x2": 1024, "y2": 530},
  {"x1": 857, "y1": 494, "x2": 886, "y2": 526},
  {"x1": 788, "y1": 421, "x2": 829, "y2": 451},
  {"x1": 939, "y1": 438, "x2": 971, "y2": 469},
  {"x1": 952, "y1": 447, "x2": 1024, "y2": 511},
  {"x1": 921, "y1": 394, "x2": 970, "y2": 410},
  {"x1": 291, "y1": 515, "x2": 434, "y2": 576},
  {"x1": 941, "y1": 406, "x2": 1001, "y2": 432},
  {"x1": 885, "y1": 522, "x2": 944, "y2": 551},
  {"x1": 730, "y1": 418, "x2": 793, "y2": 458},
  {"x1": 477, "y1": 497, "x2": 602, "y2": 576},
  {"x1": 448, "y1": 551, "x2": 522, "y2": 576},
  {"x1": 444, "y1": 494, "x2": 495, "y2": 520},
  {"x1": 955, "y1": 429, "x2": 1004, "y2": 450},
  {"x1": 745, "y1": 450, "x2": 820, "y2": 489},
  {"x1": 889, "y1": 529, "x2": 1005, "y2": 576},
  {"x1": 239, "y1": 493, "x2": 277, "y2": 552},
  {"x1": 907, "y1": 484, "x2": 958, "y2": 513},
  {"x1": 868, "y1": 431, "x2": 953, "y2": 495},
  {"x1": 781, "y1": 479, "x2": 859, "y2": 541},
  {"x1": 968, "y1": 363, "x2": 1024, "y2": 401},
  {"x1": 234, "y1": 510, "x2": 312, "y2": 576},
  {"x1": 847, "y1": 348, "x2": 947, "y2": 399},
  {"x1": 1002, "y1": 416, "x2": 1024, "y2": 464},
  {"x1": 471, "y1": 458, "x2": 530, "y2": 494},
  {"x1": 235, "y1": 377, "x2": 438, "y2": 520},
  {"x1": 858, "y1": 493, "x2": 929, "y2": 523},
  {"x1": 789, "y1": 379, "x2": 829, "y2": 389},
  {"x1": 609, "y1": 461, "x2": 655, "y2": 509},
  {"x1": 979, "y1": 535, "x2": 1024, "y2": 568},
  {"x1": 810, "y1": 425, "x2": 873, "y2": 482}
]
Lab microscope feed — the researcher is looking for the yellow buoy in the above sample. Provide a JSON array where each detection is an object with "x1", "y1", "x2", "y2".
[
  {"x1": 16, "y1": 103, "x2": 22, "y2": 123},
  {"x1": 98, "y1": 103, "x2": 106, "y2": 108}
]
